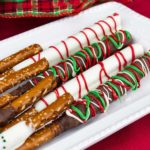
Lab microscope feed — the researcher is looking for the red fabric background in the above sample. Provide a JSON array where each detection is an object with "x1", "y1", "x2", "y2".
[
  {"x1": 0, "y1": 0, "x2": 150, "y2": 150},
  {"x1": 0, "y1": 0, "x2": 150, "y2": 40}
]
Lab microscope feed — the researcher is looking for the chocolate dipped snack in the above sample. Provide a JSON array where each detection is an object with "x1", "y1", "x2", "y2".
[
  {"x1": 0, "y1": 44, "x2": 42, "y2": 74},
  {"x1": 0, "y1": 76, "x2": 57, "y2": 126},
  {"x1": 17, "y1": 51, "x2": 150, "y2": 150},
  {"x1": 2, "y1": 44, "x2": 144, "y2": 130},
  {"x1": 9, "y1": 14, "x2": 121, "y2": 72},
  {"x1": 25, "y1": 44, "x2": 144, "y2": 114},
  {"x1": 0, "y1": 93, "x2": 73, "y2": 150},
  {"x1": 0, "y1": 30, "x2": 132, "y2": 108},
  {"x1": 0, "y1": 58, "x2": 49, "y2": 94}
]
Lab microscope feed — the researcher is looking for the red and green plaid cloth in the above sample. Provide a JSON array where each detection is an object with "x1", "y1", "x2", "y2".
[{"x1": 0, "y1": 0, "x2": 132, "y2": 18}]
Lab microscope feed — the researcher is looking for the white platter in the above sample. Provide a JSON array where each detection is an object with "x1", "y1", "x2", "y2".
[{"x1": 0, "y1": 2, "x2": 150, "y2": 150}]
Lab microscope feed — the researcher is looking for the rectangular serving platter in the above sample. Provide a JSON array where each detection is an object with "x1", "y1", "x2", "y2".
[{"x1": 0, "y1": 2, "x2": 150, "y2": 150}]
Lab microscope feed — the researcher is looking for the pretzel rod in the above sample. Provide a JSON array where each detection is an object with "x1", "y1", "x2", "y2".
[
  {"x1": 0, "y1": 76, "x2": 57, "y2": 126},
  {"x1": 2, "y1": 108, "x2": 37, "y2": 131},
  {"x1": 0, "y1": 44, "x2": 42, "y2": 74},
  {"x1": 17, "y1": 51, "x2": 150, "y2": 150},
  {"x1": 0, "y1": 93, "x2": 74, "y2": 150},
  {"x1": 17, "y1": 121, "x2": 63, "y2": 150},
  {"x1": 0, "y1": 69, "x2": 15, "y2": 80},
  {"x1": 0, "y1": 58, "x2": 49, "y2": 94},
  {"x1": 10, "y1": 13, "x2": 121, "y2": 72},
  {"x1": 2, "y1": 44, "x2": 144, "y2": 131},
  {"x1": 28, "y1": 93, "x2": 74, "y2": 130},
  {"x1": 0, "y1": 30, "x2": 132, "y2": 108}
]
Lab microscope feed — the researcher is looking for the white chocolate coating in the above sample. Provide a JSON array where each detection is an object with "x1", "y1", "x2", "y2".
[
  {"x1": 0, "y1": 121, "x2": 34, "y2": 150},
  {"x1": 13, "y1": 14, "x2": 121, "y2": 71},
  {"x1": 35, "y1": 44, "x2": 144, "y2": 112}
]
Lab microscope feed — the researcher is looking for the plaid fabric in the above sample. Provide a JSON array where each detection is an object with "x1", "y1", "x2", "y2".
[{"x1": 0, "y1": 0, "x2": 132, "y2": 18}]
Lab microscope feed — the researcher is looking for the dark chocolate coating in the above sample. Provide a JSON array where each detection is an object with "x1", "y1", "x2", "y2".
[{"x1": 0, "y1": 106, "x2": 16, "y2": 126}]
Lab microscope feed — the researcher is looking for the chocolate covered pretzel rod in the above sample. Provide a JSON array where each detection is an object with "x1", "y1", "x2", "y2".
[
  {"x1": 3, "y1": 44, "x2": 144, "y2": 130},
  {"x1": 0, "y1": 58, "x2": 49, "y2": 94},
  {"x1": 0, "y1": 76, "x2": 57, "y2": 126},
  {"x1": 17, "y1": 51, "x2": 150, "y2": 150},
  {"x1": 0, "y1": 32, "x2": 132, "y2": 126},
  {"x1": 0, "y1": 93, "x2": 74, "y2": 150},
  {"x1": 0, "y1": 44, "x2": 42, "y2": 74},
  {"x1": 0, "y1": 30, "x2": 132, "y2": 108},
  {"x1": 9, "y1": 13, "x2": 121, "y2": 72}
]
